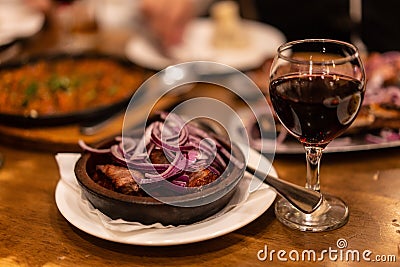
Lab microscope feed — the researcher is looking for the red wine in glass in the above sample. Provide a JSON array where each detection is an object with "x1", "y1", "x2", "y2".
[
  {"x1": 269, "y1": 39, "x2": 366, "y2": 232},
  {"x1": 270, "y1": 73, "x2": 363, "y2": 147}
]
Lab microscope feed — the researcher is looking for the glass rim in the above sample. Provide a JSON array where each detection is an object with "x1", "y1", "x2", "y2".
[{"x1": 277, "y1": 39, "x2": 360, "y2": 65}]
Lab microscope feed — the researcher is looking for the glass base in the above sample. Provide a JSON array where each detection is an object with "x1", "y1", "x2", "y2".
[{"x1": 274, "y1": 194, "x2": 349, "y2": 232}]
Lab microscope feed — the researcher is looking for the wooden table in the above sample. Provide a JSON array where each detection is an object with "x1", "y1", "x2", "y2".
[
  {"x1": 1, "y1": 10, "x2": 400, "y2": 267},
  {"x1": 1, "y1": 141, "x2": 400, "y2": 266}
]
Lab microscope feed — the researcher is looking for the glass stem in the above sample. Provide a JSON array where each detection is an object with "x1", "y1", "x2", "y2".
[{"x1": 304, "y1": 146, "x2": 323, "y2": 192}]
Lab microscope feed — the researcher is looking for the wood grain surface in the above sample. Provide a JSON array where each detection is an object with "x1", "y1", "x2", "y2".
[{"x1": 1, "y1": 143, "x2": 399, "y2": 266}]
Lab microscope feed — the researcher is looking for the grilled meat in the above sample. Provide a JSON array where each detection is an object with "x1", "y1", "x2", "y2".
[
  {"x1": 188, "y1": 168, "x2": 219, "y2": 187},
  {"x1": 96, "y1": 164, "x2": 143, "y2": 195},
  {"x1": 149, "y1": 149, "x2": 170, "y2": 164}
]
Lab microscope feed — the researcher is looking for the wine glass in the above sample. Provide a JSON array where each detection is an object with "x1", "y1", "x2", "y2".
[{"x1": 269, "y1": 39, "x2": 366, "y2": 232}]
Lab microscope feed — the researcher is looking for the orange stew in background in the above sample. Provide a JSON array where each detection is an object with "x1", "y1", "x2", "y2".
[{"x1": 0, "y1": 57, "x2": 146, "y2": 117}]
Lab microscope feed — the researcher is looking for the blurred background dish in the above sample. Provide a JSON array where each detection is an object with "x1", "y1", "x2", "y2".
[
  {"x1": 93, "y1": 0, "x2": 139, "y2": 31},
  {"x1": 0, "y1": 53, "x2": 149, "y2": 128},
  {"x1": 125, "y1": 18, "x2": 286, "y2": 71},
  {"x1": 229, "y1": 105, "x2": 400, "y2": 154},
  {"x1": 0, "y1": 0, "x2": 45, "y2": 46},
  {"x1": 233, "y1": 50, "x2": 400, "y2": 154}
]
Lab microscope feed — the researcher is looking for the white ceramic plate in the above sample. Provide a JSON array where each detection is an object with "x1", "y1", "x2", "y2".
[
  {"x1": 125, "y1": 18, "x2": 285, "y2": 71},
  {"x1": 55, "y1": 158, "x2": 277, "y2": 246},
  {"x1": 0, "y1": 2, "x2": 45, "y2": 46}
]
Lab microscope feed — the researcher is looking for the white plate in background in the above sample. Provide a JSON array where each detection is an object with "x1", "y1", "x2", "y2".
[
  {"x1": 125, "y1": 18, "x2": 286, "y2": 70},
  {"x1": 0, "y1": 2, "x2": 45, "y2": 46}
]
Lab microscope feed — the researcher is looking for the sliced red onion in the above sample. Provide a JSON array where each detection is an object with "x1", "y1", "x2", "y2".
[
  {"x1": 119, "y1": 137, "x2": 137, "y2": 153},
  {"x1": 380, "y1": 129, "x2": 400, "y2": 141},
  {"x1": 365, "y1": 129, "x2": 400, "y2": 144},
  {"x1": 143, "y1": 152, "x2": 184, "y2": 180},
  {"x1": 79, "y1": 113, "x2": 243, "y2": 187},
  {"x1": 171, "y1": 174, "x2": 190, "y2": 187},
  {"x1": 172, "y1": 180, "x2": 187, "y2": 187},
  {"x1": 78, "y1": 139, "x2": 111, "y2": 154}
]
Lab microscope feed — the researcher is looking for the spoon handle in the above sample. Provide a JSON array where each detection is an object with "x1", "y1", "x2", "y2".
[{"x1": 246, "y1": 165, "x2": 322, "y2": 214}]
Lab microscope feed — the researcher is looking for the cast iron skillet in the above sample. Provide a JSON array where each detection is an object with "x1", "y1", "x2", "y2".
[{"x1": 0, "y1": 53, "x2": 150, "y2": 128}]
